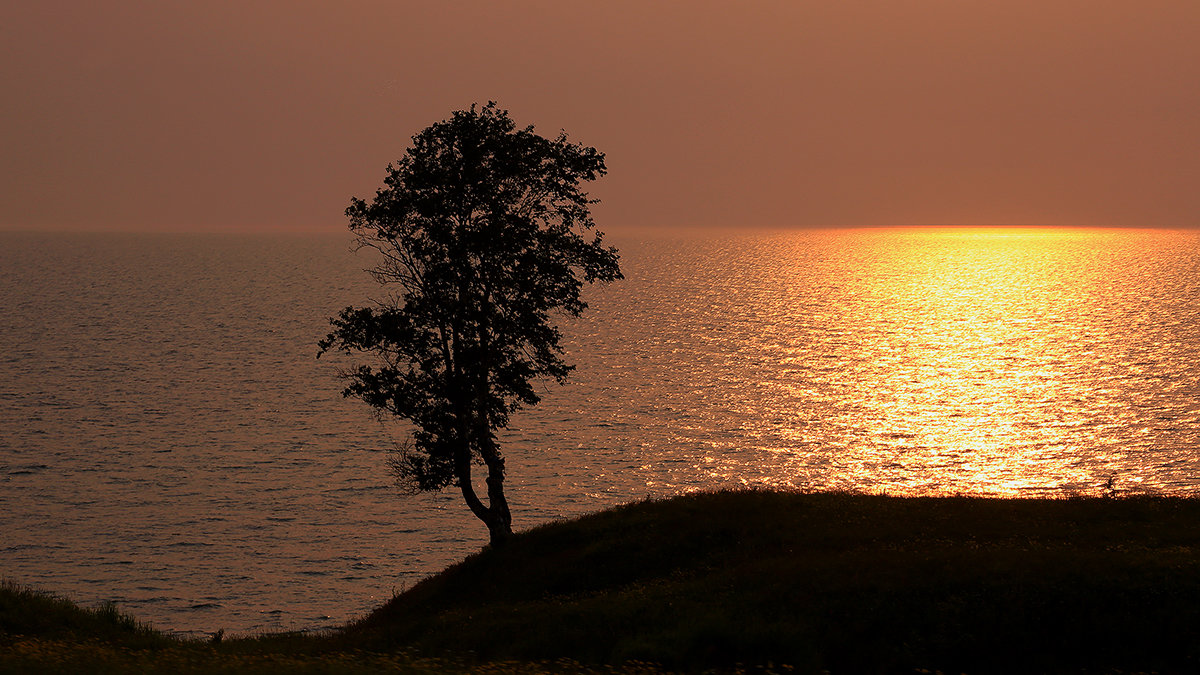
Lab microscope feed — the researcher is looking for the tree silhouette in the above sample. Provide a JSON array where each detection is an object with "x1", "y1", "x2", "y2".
[{"x1": 319, "y1": 103, "x2": 621, "y2": 546}]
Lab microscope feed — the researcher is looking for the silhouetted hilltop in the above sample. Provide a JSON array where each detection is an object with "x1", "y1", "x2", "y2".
[
  {"x1": 344, "y1": 490, "x2": 1200, "y2": 673},
  {"x1": 6, "y1": 491, "x2": 1200, "y2": 674}
]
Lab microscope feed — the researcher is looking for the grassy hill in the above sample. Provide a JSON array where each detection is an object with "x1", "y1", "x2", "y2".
[
  {"x1": 341, "y1": 490, "x2": 1200, "y2": 673},
  {"x1": 6, "y1": 491, "x2": 1200, "y2": 673},
  {"x1": 0, "y1": 580, "x2": 165, "y2": 647}
]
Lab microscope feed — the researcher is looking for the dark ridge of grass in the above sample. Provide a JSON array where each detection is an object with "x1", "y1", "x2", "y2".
[
  {"x1": 340, "y1": 490, "x2": 1200, "y2": 673},
  {"x1": 6, "y1": 492, "x2": 1200, "y2": 674},
  {"x1": 0, "y1": 582, "x2": 637, "y2": 674},
  {"x1": 0, "y1": 579, "x2": 168, "y2": 649},
  {"x1": 0, "y1": 637, "x2": 659, "y2": 675}
]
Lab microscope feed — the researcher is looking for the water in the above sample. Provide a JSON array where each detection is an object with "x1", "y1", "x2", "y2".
[{"x1": 2, "y1": 227, "x2": 1199, "y2": 636}]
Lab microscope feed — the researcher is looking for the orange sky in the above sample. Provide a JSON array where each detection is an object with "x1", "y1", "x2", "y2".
[{"x1": 2, "y1": 1, "x2": 1197, "y2": 232}]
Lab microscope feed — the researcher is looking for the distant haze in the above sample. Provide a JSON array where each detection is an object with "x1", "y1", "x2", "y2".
[{"x1": 2, "y1": 1, "x2": 1197, "y2": 232}]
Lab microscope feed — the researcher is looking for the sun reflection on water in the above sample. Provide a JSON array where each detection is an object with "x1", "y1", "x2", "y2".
[
  {"x1": 855, "y1": 228, "x2": 1116, "y2": 494},
  {"x1": 552, "y1": 226, "x2": 1200, "y2": 499}
]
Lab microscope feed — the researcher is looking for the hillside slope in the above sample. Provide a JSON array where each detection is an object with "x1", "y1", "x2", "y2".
[{"x1": 342, "y1": 490, "x2": 1200, "y2": 673}]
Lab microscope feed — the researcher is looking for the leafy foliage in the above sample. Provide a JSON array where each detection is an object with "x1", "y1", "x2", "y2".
[{"x1": 319, "y1": 103, "x2": 620, "y2": 543}]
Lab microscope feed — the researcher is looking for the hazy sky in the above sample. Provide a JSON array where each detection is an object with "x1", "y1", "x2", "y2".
[{"x1": 3, "y1": 1, "x2": 1198, "y2": 232}]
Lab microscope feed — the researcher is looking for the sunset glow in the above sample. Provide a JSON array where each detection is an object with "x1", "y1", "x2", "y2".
[
  {"x1": 3, "y1": 3, "x2": 1200, "y2": 662},
  {"x1": 653, "y1": 228, "x2": 1200, "y2": 496},
  {"x1": 2, "y1": 2, "x2": 1199, "y2": 232}
]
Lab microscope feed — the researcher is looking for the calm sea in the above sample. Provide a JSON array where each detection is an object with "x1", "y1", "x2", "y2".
[{"x1": 2, "y1": 227, "x2": 1199, "y2": 636}]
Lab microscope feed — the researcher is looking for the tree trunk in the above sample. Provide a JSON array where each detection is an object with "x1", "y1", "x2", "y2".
[
  {"x1": 484, "y1": 458, "x2": 513, "y2": 546},
  {"x1": 455, "y1": 444, "x2": 513, "y2": 548},
  {"x1": 485, "y1": 510, "x2": 513, "y2": 548},
  {"x1": 471, "y1": 304, "x2": 513, "y2": 547}
]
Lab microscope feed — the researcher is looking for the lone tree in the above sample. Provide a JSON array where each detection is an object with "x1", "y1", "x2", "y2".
[{"x1": 319, "y1": 103, "x2": 621, "y2": 547}]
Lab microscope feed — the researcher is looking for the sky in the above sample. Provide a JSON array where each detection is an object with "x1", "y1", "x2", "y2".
[{"x1": 2, "y1": 1, "x2": 1198, "y2": 233}]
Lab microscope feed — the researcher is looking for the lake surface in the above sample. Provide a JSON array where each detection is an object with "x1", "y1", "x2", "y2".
[{"x1": 2, "y1": 227, "x2": 1199, "y2": 636}]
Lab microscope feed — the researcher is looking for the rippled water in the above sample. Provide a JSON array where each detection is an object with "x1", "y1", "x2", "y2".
[{"x1": 2, "y1": 227, "x2": 1199, "y2": 636}]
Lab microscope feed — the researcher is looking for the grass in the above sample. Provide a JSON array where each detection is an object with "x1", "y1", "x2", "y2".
[
  {"x1": 0, "y1": 580, "x2": 166, "y2": 648},
  {"x1": 6, "y1": 491, "x2": 1200, "y2": 673}
]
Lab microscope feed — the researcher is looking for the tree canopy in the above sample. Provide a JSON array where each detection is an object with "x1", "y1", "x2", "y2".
[{"x1": 319, "y1": 103, "x2": 621, "y2": 546}]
